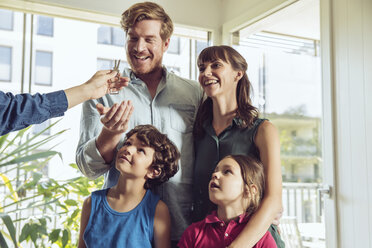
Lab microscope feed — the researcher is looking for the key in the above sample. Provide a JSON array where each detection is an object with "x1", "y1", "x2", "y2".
[{"x1": 109, "y1": 59, "x2": 121, "y2": 94}]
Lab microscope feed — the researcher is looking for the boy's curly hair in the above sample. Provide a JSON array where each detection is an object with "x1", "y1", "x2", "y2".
[{"x1": 125, "y1": 125, "x2": 179, "y2": 189}]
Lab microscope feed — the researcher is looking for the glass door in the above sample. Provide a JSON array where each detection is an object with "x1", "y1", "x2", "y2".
[{"x1": 232, "y1": 0, "x2": 335, "y2": 247}]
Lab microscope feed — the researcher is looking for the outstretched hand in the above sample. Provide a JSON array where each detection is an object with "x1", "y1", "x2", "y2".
[
  {"x1": 96, "y1": 101, "x2": 134, "y2": 135},
  {"x1": 84, "y1": 70, "x2": 130, "y2": 100}
]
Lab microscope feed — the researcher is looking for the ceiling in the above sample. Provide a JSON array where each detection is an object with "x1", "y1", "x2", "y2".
[{"x1": 240, "y1": 0, "x2": 320, "y2": 40}]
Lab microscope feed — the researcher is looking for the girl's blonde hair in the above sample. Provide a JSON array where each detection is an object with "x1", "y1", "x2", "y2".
[{"x1": 225, "y1": 154, "x2": 265, "y2": 216}]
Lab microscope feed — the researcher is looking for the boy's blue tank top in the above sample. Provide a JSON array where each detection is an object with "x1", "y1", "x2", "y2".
[{"x1": 83, "y1": 189, "x2": 160, "y2": 248}]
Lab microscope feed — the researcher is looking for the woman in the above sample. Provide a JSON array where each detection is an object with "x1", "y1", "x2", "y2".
[{"x1": 192, "y1": 46, "x2": 284, "y2": 247}]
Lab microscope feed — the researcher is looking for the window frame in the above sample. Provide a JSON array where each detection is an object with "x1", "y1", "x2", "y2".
[{"x1": 0, "y1": 45, "x2": 12, "y2": 82}]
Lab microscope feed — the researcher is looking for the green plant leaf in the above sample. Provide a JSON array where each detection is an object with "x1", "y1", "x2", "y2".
[
  {"x1": 64, "y1": 199, "x2": 78, "y2": 206},
  {"x1": 0, "y1": 173, "x2": 18, "y2": 201},
  {"x1": 71, "y1": 209, "x2": 80, "y2": 220},
  {"x1": 19, "y1": 223, "x2": 31, "y2": 242},
  {"x1": 0, "y1": 213, "x2": 17, "y2": 247},
  {"x1": 49, "y1": 229, "x2": 61, "y2": 243},
  {"x1": 0, "y1": 126, "x2": 30, "y2": 155},
  {"x1": 0, "y1": 231, "x2": 9, "y2": 248},
  {"x1": 0, "y1": 151, "x2": 60, "y2": 168},
  {"x1": 0, "y1": 133, "x2": 9, "y2": 150},
  {"x1": 62, "y1": 229, "x2": 69, "y2": 248},
  {"x1": 30, "y1": 224, "x2": 38, "y2": 244}
]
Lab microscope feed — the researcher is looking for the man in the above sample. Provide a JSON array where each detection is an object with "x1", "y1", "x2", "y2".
[
  {"x1": 76, "y1": 2, "x2": 202, "y2": 245},
  {"x1": 0, "y1": 70, "x2": 127, "y2": 136}
]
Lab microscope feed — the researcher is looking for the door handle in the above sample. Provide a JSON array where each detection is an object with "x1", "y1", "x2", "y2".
[{"x1": 317, "y1": 185, "x2": 331, "y2": 216}]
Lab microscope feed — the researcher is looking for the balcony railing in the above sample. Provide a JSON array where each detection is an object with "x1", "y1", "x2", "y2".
[{"x1": 282, "y1": 182, "x2": 326, "y2": 248}]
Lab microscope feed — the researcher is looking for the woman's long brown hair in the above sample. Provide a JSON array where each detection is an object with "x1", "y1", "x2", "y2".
[{"x1": 193, "y1": 45, "x2": 259, "y2": 138}]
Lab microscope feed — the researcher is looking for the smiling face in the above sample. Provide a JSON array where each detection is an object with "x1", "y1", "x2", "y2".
[
  {"x1": 209, "y1": 157, "x2": 247, "y2": 206},
  {"x1": 198, "y1": 59, "x2": 242, "y2": 100},
  {"x1": 116, "y1": 133, "x2": 155, "y2": 179},
  {"x1": 126, "y1": 19, "x2": 169, "y2": 76}
]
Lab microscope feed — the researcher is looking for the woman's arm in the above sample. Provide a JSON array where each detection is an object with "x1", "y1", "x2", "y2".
[
  {"x1": 78, "y1": 196, "x2": 92, "y2": 248},
  {"x1": 65, "y1": 70, "x2": 129, "y2": 109},
  {"x1": 153, "y1": 200, "x2": 171, "y2": 248},
  {"x1": 229, "y1": 121, "x2": 283, "y2": 248}
]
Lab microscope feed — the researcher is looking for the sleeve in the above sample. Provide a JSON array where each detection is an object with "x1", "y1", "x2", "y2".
[
  {"x1": 75, "y1": 99, "x2": 111, "y2": 179},
  {"x1": 0, "y1": 90, "x2": 68, "y2": 136},
  {"x1": 255, "y1": 231, "x2": 278, "y2": 248},
  {"x1": 177, "y1": 223, "x2": 198, "y2": 248}
]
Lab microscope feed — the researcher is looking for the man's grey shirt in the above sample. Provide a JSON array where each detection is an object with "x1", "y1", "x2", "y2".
[{"x1": 76, "y1": 67, "x2": 202, "y2": 240}]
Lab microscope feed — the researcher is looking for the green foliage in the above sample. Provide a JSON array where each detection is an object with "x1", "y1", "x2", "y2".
[{"x1": 0, "y1": 123, "x2": 104, "y2": 247}]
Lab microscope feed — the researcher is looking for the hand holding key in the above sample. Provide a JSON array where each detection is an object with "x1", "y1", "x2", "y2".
[{"x1": 109, "y1": 60, "x2": 121, "y2": 94}]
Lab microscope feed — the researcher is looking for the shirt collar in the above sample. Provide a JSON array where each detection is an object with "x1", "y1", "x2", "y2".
[
  {"x1": 124, "y1": 67, "x2": 168, "y2": 84},
  {"x1": 202, "y1": 115, "x2": 242, "y2": 137},
  {"x1": 205, "y1": 211, "x2": 250, "y2": 224}
]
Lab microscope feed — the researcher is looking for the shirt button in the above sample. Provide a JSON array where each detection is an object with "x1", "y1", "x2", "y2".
[
  {"x1": 225, "y1": 233, "x2": 229, "y2": 237},
  {"x1": 220, "y1": 222, "x2": 224, "y2": 227}
]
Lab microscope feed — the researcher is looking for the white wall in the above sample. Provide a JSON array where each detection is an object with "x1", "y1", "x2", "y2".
[{"x1": 330, "y1": 0, "x2": 372, "y2": 246}]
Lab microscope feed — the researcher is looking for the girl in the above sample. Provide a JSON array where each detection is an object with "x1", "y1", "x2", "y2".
[
  {"x1": 180, "y1": 155, "x2": 276, "y2": 247},
  {"x1": 193, "y1": 46, "x2": 283, "y2": 247},
  {"x1": 78, "y1": 125, "x2": 179, "y2": 248}
]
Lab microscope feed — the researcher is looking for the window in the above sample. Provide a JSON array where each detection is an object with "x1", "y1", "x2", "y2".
[
  {"x1": 97, "y1": 26, "x2": 125, "y2": 47},
  {"x1": 167, "y1": 36, "x2": 180, "y2": 54},
  {"x1": 112, "y1": 27, "x2": 125, "y2": 46},
  {"x1": 35, "y1": 51, "x2": 52, "y2": 86},
  {"x1": 196, "y1": 40, "x2": 208, "y2": 57},
  {"x1": 97, "y1": 26, "x2": 111, "y2": 44},
  {"x1": 37, "y1": 15, "x2": 54, "y2": 36},
  {"x1": 0, "y1": 46, "x2": 11, "y2": 81},
  {"x1": 0, "y1": 9, "x2": 13, "y2": 30},
  {"x1": 166, "y1": 66, "x2": 180, "y2": 75},
  {"x1": 97, "y1": 58, "x2": 128, "y2": 72},
  {"x1": 32, "y1": 119, "x2": 51, "y2": 135}
]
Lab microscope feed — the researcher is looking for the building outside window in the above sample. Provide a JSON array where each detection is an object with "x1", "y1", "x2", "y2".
[
  {"x1": 166, "y1": 66, "x2": 180, "y2": 75},
  {"x1": 0, "y1": 9, "x2": 13, "y2": 30},
  {"x1": 97, "y1": 58, "x2": 128, "y2": 72},
  {"x1": 0, "y1": 46, "x2": 11, "y2": 81},
  {"x1": 32, "y1": 119, "x2": 51, "y2": 135},
  {"x1": 112, "y1": 27, "x2": 125, "y2": 46},
  {"x1": 37, "y1": 15, "x2": 53, "y2": 36},
  {"x1": 167, "y1": 36, "x2": 180, "y2": 54},
  {"x1": 97, "y1": 26, "x2": 125, "y2": 46},
  {"x1": 35, "y1": 50, "x2": 52, "y2": 86}
]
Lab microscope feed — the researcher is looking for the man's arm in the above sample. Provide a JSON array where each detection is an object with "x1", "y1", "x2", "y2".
[{"x1": 229, "y1": 121, "x2": 283, "y2": 248}]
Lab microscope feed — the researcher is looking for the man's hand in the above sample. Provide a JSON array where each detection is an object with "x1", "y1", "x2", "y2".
[
  {"x1": 96, "y1": 101, "x2": 134, "y2": 135},
  {"x1": 84, "y1": 70, "x2": 130, "y2": 100}
]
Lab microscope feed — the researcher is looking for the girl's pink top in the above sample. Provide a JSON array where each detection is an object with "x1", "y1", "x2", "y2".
[{"x1": 178, "y1": 211, "x2": 277, "y2": 248}]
